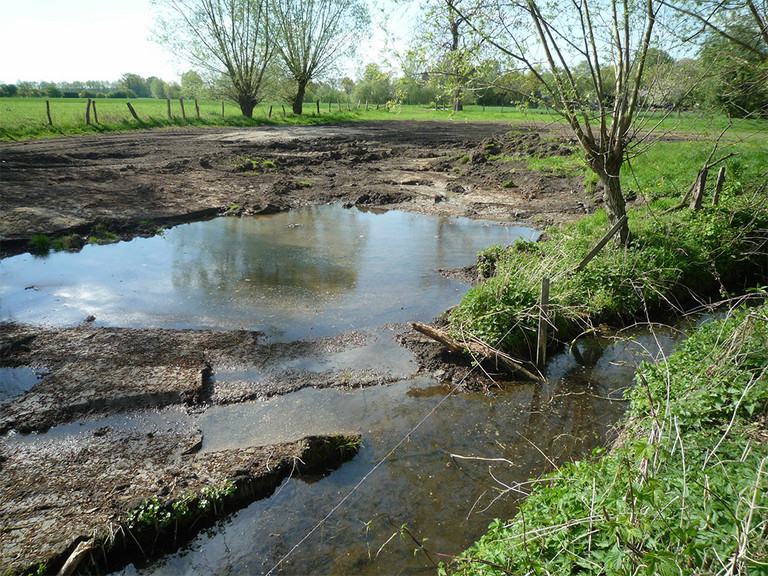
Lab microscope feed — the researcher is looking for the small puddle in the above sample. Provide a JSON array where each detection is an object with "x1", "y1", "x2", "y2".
[
  {"x1": 0, "y1": 206, "x2": 535, "y2": 339},
  {"x1": 0, "y1": 367, "x2": 42, "y2": 401}
]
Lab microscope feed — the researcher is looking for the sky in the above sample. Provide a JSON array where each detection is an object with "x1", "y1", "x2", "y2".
[{"x1": 0, "y1": 0, "x2": 412, "y2": 85}]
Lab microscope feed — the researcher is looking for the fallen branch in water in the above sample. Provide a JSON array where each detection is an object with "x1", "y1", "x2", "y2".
[{"x1": 409, "y1": 321, "x2": 543, "y2": 381}]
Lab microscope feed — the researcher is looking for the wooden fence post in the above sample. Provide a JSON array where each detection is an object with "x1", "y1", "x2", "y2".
[
  {"x1": 328, "y1": 101, "x2": 331, "y2": 112},
  {"x1": 167, "y1": 98, "x2": 172, "y2": 119},
  {"x1": 194, "y1": 99, "x2": 200, "y2": 118},
  {"x1": 713, "y1": 166, "x2": 726, "y2": 206},
  {"x1": 85, "y1": 99, "x2": 92, "y2": 125},
  {"x1": 268, "y1": 105, "x2": 273, "y2": 118},
  {"x1": 221, "y1": 101, "x2": 224, "y2": 118},
  {"x1": 690, "y1": 167, "x2": 708, "y2": 210},
  {"x1": 179, "y1": 98, "x2": 186, "y2": 119},
  {"x1": 537, "y1": 277, "x2": 551, "y2": 368},
  {"x1": 92, "y1": 100, "x2": 98, "y2": 124},
  {"x1": 573, "y1": 214, "x2": 629, "y2": 273},
  {"x1": 317, "y1": 100, "x2": 320, "y2": 114},
  {"x1": 282, "y1": 105, "x2": 286, "y2": 117},
  {"x1": 126, "y1": 102, "x2": 139, "y2": 121},
  {"x1": 46, "y1": 100, "x2": 53, "y2": 126}
]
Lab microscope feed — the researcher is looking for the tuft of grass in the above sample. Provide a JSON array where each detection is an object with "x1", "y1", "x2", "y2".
[{"x1": 28, "y1": 234, "x2": 51, "y2": 255}]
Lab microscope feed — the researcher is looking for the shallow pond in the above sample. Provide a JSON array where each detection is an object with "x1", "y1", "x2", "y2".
[{"x1": 0, "y1": 205, "x2": 534, "y2": 339}]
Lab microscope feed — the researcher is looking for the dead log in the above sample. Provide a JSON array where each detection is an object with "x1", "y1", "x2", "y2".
[
  {"x1": 409, "y1": 322, "x2": 542, "y2": 381},
  {"x1": 57, "y1": 538, "x2": 94, "y2": 576}
]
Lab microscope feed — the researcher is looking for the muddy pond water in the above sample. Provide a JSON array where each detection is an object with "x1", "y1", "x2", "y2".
[
  {"x1": 0, "y1": 205, "x2": 534, "y2": 337},
  {"x1": 0, "y1": 206, "x2": 687, "y2": 575}
]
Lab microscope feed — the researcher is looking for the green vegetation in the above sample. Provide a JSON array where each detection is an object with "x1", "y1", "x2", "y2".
[
  {"x1": 127, "y1": 480, "x2": 237, "y2": 534},
  {"x1": 450, "y1": 196, "x2": 768, "y2": 357},
  {"x1": 27, "y1": 234, "x2": 51, "y2": 255},
  {"x1": 451, "y1": 302, "x2": 768, "y2": 575},
  {"x1": 5, "y1": 97, "x2": 766, "y2": 142}
]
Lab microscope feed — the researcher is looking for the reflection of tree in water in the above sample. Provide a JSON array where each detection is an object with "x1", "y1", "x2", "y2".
[{"x1": 170, "y1": 207, "x2": 370, "y2": 298}]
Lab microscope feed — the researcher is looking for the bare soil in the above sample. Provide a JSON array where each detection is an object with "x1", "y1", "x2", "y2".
[
  {"x1": 0, "y1": 121, "x2": 599, "y2": 255},
  {"x1": 0, "y1": 120, "x2": 602, "y2": 574}
]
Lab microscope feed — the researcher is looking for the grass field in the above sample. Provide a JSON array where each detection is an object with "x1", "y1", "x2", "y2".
[{"x1": 2, "y1": 97, "x2": 767, "y2": 141}]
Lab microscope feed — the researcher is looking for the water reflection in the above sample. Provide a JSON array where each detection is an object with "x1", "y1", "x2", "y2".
[{"x1": 0, "y1": 206, "x2": 534, "y2": 339}]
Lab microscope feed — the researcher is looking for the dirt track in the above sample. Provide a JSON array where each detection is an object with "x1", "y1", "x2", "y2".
[{"x1": 0, "y1": 120, "x2": 596, "y2": 255}]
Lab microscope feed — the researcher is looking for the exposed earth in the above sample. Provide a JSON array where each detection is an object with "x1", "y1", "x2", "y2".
[{"x1": 0, "y1": 120, "x2": 606, "y2": 574}]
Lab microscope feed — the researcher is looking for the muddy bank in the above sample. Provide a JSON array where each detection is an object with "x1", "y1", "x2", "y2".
[
  {"x1": 0, "y1": 323, "x2": 414, "y2": 434},
  {"x1": 0, "y1": 121, "x2": 600, "y2": 256},
  {"x1": 0, "y1": 430, "x2": 359, "y2": 575}
]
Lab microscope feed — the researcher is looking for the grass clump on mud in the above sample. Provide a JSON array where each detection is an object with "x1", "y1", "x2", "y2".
[
  {"x1": 449, "y1": 194, "x2": 768, "y2": 358},
  {"x1": 450, "y1": 302, "x2": 768, "y2": 575}
]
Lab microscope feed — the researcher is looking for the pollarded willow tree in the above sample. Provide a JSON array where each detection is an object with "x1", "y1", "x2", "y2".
[
  {"x1": 458, "y1": 0, "x2": 671, "y2": 245},
  {"x1": 270, "y1": 0, "x2": 369, "y2": 114},
  {"x1": 153, "y1": 0, "x2": 274, "y2": 117}
]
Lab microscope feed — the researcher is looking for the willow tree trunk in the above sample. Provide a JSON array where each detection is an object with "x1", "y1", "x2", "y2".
[
  {"x1": 292, "y1": 79, "x2": 308, "y2": 115},
  {"x1": 590, "y1": 153, "x2": 630, "y2": 246},
  {"x1": 237, "y1": 95, "x2": 256, "y2": 118}
]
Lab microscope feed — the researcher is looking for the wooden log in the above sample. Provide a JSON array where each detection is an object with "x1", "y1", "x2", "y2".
[
  {"x1": 46, "y1": 100, "x2": 52, "y2": 125},
  {"x1": 167, "y1": 98, "x2": 172, "y2": 119},
  {"x1": 85, "y1": 98, "x2": 91, "y2": 125},
  {"x1": 713, "y1": 166, "x2": 726, "y2": 206},
  {"x1": 573, "y1": 214, "x2": 628, "y2": 273},
  {"x1": 92, "y1": 100, "x2": 98, "y2": 123},
  {"x1": 57, "y1": 538, "x2": 94, "y2": 576},
  {"x1": 409, "y1": 322, "x2": 542, "y2": 381},
  {"x1": 536, "y1": 277, "x2": 550, "y2": 367},
  {"x1": 126, "y1": 102, "x2": 139, "y2": 121},
  {"x1": 179, "y1": 98, "x2": 186, "y2": 119},
  {"x1": 194, "y1": 98, "x2": 200, "y2": 118},
  {"x1": 690, "y1": 167, "x2": 708, "y2": 210}
]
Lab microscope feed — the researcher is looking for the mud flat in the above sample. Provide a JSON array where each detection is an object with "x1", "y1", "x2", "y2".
[{"x1": 0, "y1": 121, "x2": 600, "y2": 256}]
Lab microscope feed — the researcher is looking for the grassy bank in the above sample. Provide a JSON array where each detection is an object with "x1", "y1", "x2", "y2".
[
  {"x1": 2, "y1": 97, "x2": 767, "y2": 141},
  {"x1": 451, "y1": 301, "x2": 768, "y2": 575}
]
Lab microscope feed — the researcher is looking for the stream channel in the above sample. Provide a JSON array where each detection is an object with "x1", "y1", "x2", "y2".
[{"x1": 0, "y1": 205, "x2": 687, "y2": 575}]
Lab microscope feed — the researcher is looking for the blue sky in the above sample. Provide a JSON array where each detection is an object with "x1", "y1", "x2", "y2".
[{"x1": 0, "y1": 0, "x2": 411, "y2": 85}]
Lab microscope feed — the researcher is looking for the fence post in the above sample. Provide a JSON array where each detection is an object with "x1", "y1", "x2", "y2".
[
  {"x1": 282, "y1": 105, "x2": 286, "y2": 117},
  {"x1": 46, "y1": 100, "x2": 53, "y2": 126},
  {"x1": 268, "y1": 105, "x2": 273, "y2": 118},
  {"x1": 328, "y1": 101, "x2": 331, "y2": 112},
  {"x1": 573, "y1": 214, "x2": 629, "y2": 274},
  {"x1": 338, "y1": 101, "x2": 341, "y2": 111},
  {"x1": 126, "y1": 102, "x2": 139, "y2": 121},
  {"x1": 85, "y1": 99, "x2": 92, "y2": 125},
  {"x1": 194, "y1": 99, "x2": 200, "y2": 118},
  {"x1": 221, "y1": 101, "x2": 224, "y2": 118},
  {"x1": 167, "y1": 98, "x2": 172, "y2": 119},
  {"x1": 713, "y1": 166, "x2": 726, "y2": 206},
  {"x1": 690, "y1": 167, "x2": 708, "y2": 210},
  {"x1": 92, "y1": 100, "x2": 98, "y2": 124},
  {"x1": 537, "y1": 277, "x2": 551, "y2": 368},
  {"x1": 317, "y1": 100, "x2": 320, "y2": 114},
  {"x1": 179, "y1": 98, "x2": 186, "y2": 119}
]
